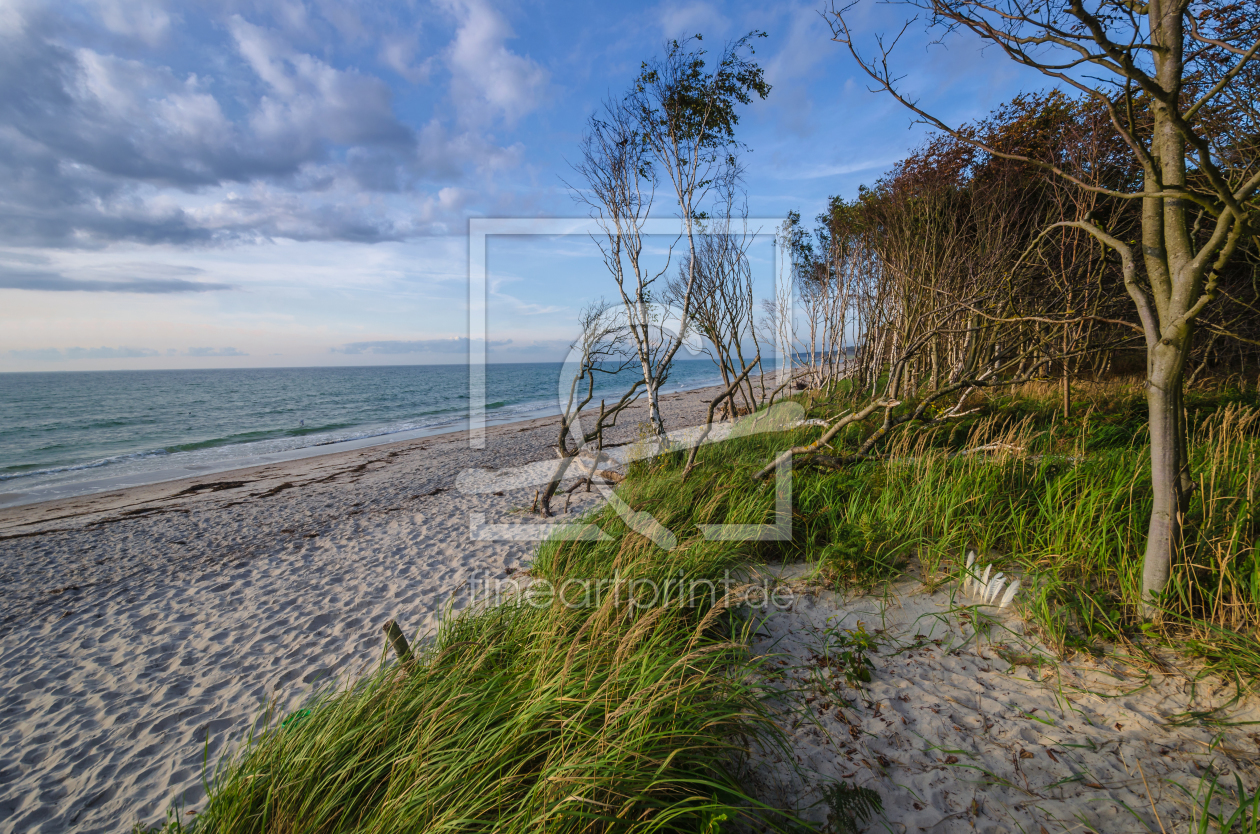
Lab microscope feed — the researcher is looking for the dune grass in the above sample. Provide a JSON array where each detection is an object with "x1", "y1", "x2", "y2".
[
  {"x1": 154, "y1": 429, "x2": 829, "y2": 834},
  {"x1": 790, "y1": 379, "x2": 1260, "y2": 683},
  {"x1": 160, "y1": 379, "x2": 1259, "y2": 832},
  {"x1": 171, "y1": 602, "x2": 773, "y2": 833}
]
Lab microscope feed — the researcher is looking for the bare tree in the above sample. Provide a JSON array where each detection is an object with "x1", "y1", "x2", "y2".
[
  {"x1": 760, "y1": 110, "x2": 1146, "y2": 480},
  {"x1": 539, "y1": 301, "x2": 642, "y2": 517},
  {"x1": 668, "y1": 182, "x2": 764, "y2": 417},
  {"x1": 766, "y1": 212, "x2": 847, "y2": 401},
  {"x1": 789, "y1": 210, "x2": 850, "y2": 392},
  {"x1": 570, "y1": 34, "x2": 770, "y2": 439},
  {"x1": 826, "y1": 0, "x2": 1260, "y2": 615}
]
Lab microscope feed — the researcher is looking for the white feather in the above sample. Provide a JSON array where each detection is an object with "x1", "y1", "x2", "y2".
[
  {"x1": 986, "y1": 574, "x2": 1005, "y2": 603},
  {"x1": 999, "y1": 579, "x2": 1021, "y2": 609}
]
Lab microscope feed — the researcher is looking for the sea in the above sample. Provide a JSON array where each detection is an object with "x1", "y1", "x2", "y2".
[{"x1": 0, "y1": 360, "x2": 733, "y2": 508}]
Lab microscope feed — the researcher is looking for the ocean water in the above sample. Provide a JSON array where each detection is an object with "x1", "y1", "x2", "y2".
[{"x1": 0, "y1": 361, "x2": 730, "y2": 507}]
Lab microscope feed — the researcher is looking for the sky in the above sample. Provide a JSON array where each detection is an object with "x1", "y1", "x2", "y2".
[{"x1": 0, "y1": 0, "x2": 1035, "y2": 372}]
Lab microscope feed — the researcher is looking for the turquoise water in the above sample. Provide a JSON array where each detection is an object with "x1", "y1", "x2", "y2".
[{"x1": 0, "y1": 361, "x2": 728, "y2": 504}]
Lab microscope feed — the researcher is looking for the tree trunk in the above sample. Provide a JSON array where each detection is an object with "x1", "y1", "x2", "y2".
[
  {"x1": 645, "y1": 380, "x2": 663, "y2": 436},
  {"x1": 539, "y1": 454, "x2": 577, "y2": 517},
  {"x1": 1141, "y1": 334, "x2": 1191, "y2": 617},
  {"x1": 930, "y1": 335, "x2": 941, "y2": 392},
  {"x1": 1061, "y1": 326, "x2": 1071, "y2": 418},
  {"x1": 638, "y1": 338, "x2": 666, "y2": 437}
]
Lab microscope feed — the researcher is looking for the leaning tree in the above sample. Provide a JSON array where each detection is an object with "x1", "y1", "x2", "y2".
[
  {"x1": 569, "y1": 33, "x2": 770, "y2": 437},
  {"x1": 826, "y1": 0, "x2": 1260, "y2": 616}
]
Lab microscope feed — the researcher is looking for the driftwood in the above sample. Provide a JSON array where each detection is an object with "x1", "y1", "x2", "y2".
[
  {"x1": 382, "y1": 619, "x2": 414, "y2": 665},
  {"x1": 560, "y1": 457, "x2": 624, "y2": 495}
]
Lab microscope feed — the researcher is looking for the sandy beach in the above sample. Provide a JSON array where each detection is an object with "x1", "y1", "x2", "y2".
[
  {"x1": 0, "y1": 386, "x2": 721, "y2": 833},
  {"x1": 3, "y1": 381, "x2": 1259, "y2": 834}
]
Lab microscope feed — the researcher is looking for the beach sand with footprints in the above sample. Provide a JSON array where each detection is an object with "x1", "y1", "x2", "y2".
[{"x1": 2, "y1": 384, "x2": 1258, "y2": 833}]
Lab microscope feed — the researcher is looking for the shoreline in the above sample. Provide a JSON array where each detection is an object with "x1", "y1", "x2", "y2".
[
  {"x1": 0, "y1": 372, "x2": 745, "y2": 516},
  {"x1": 0, "y1": 408, "x2": 563, "y2": 527},
  {"x1": 4, "y1": 378, "x2": 1259, "y2": 833},
  {"x1": 0, "y1": 370, "x2": 745, "y2": 514},
  {"x1": 0, "y1": 382, "x2": 734, "y2": 833}
]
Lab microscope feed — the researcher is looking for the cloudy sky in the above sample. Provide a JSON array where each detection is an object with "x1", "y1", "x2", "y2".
[{"x1": 0, "y1": 0, "x2": 1031, "y2": 372}]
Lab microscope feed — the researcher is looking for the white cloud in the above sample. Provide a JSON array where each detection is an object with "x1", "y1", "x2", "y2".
[
  {"x1": 439, "y1": 0, "x2": 548, "y2": 125},
  {"x1": 776, "y1": 157, "x2": 898, "y2": 180},
  {"x1": 380, "y1": 34, "x2": 431, "y2": 84},
  {"x1": 186, "y1": 346, "x2": 247, "y2": 356},
  {"x1": 0, "y1": 5, "x2": 526, "y2": 246},
  {"x1": 656, "y1": 1, "x2": 728, "y2": 40},
  {"x1": 0, "y1": 0, "x2": 31, "y2": 37},
  {"x1": 333, "y1": 337, "x2": 507, "y2": 355},
  {"x1": 763, "y1": 4, "x2": 829, "y2": 89},
  {"x1": 9, "y1": 345, "x2": 160, "y2": 360},
  {"x1": 310, "y1": 0, "x2": 368, "y2": 44},
  {"x1": 229, "y1": 16, "x2": 411, "y2": 148},
  {"x1": 489, "y1": 277, "x2": 565, "y2": 316},
  {"x1": 270, "y1": 0, "x2": 312, "y2": 38},
  {"x1": 89, "y1": 0, "x2": 172, "y2": 45}
]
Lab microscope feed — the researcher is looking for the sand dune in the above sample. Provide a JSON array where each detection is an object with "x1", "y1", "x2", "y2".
[{"x1": 744, "y1": 571, "x2": 1260, "y2": 833}]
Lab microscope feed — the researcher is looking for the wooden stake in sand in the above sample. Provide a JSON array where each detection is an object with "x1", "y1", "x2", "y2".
[{"x1": 382, "y1": 619, "x2": 414, "y2": 665}]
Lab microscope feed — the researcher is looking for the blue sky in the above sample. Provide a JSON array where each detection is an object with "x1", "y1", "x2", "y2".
[{"x1": 0, "y1": 0, "x2": 1032, "y2": 371}]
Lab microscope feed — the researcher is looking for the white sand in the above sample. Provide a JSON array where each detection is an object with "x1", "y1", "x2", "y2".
[
  {"x1": 4, "y1": 387, "x2": 1258, "y2": 833},
  {"x1": 0, "y1": 389, "x2": 718, "y2": 833},
  {"x1": 742, "y1": 569, "x2": 1260, "y2": 833}
]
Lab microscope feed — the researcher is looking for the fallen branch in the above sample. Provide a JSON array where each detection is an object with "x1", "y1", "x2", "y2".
[
  {"x1": 683, "y1": 357, "x2": 760, "y2": 480},
  {"x1": 954, "y1": 443, "x2": 1025, "y2": 458},
  {"x1": 813, "y1": 405, "x2": 979, "y2": 469},
  {"x1": 752, "y1": 399, "x2": 898, "y2": 480}
]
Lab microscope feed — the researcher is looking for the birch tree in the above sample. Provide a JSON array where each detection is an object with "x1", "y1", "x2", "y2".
[
  {"x1": 570, "y1": 34, "x2": 770, "y2": 437},
  {"x1": 667, "y1": 182, "x2": 764, "y2": 417}
]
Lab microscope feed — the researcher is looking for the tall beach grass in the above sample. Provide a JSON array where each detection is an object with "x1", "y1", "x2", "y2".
[
  {"x1": 155, "y1": 429, "x2": 827, "y2": 834},
  {"x1": 791, "y1": 381, "x2": 1260, "y2": 682},
  {"x1": 160, "y1": 380, "x2": 1259, "y2": 831}
]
